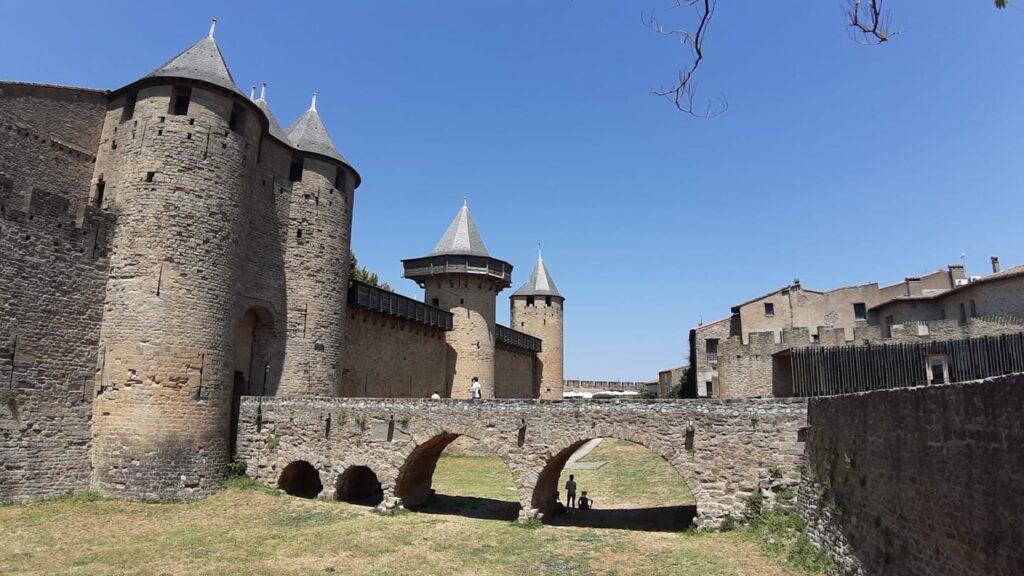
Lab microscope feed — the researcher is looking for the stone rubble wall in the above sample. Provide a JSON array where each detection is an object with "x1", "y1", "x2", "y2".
[
  {"x1": 235, "y1": 396, "x2": 807, "y2": 526},
  {"x1": 798, "y1": 374, "x2": 1024, "y2": 576}
]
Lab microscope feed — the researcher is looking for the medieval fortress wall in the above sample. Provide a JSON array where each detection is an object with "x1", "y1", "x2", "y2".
[
  {"x1": 0, "y1": 28, "x2": 559, "y2": 502},
  {"x1": 0, "y1": 83, "x2": 113, "y2": 500}
]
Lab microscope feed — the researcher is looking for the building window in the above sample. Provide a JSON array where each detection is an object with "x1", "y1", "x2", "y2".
[
  {"x1": 853, "y1": 302, "x2": 867, "y2": 321},
  {"x1": 764, "y1": 302, "x2": 775, "y2": 317},
  {"x1": 93, "y1": 178, "x2": 106, "y2": 208},
  {"x1": 169, "y1": 86, "x2": 191, "y2": 116},
  {"x1": 811, "y1": 334, "x2": 820, "y2": 343},
  {"x1": 545, "y1": 296, "x2": 552, "y2": 307},
  {"x1": 969, "y1": 299, "x2": 977, "y2": 318},
  {"x1": 705, "y1": 339, "x2": 719, "y2": 363},
  {"x1": 121, "y1": 94, "x2": 137, "y2": 123},
  {"x1": 289, "y1": 158, "x2": 304, "y2": 182},
  {"x1": 958, "y1": 302, "x2": 967, "y2": 325},
  {"x1": 926, "y1": 354, "x2": 949, "y2": 385},
  {"x1": 229, "y1": 103, "x2": 245, "y2": 134},
  {"x1": 705, "y1": 382, "x2": 713, "y2": 397},
  {"x1": 526, "y1": 296, "x2": 535, "y2": 307}
]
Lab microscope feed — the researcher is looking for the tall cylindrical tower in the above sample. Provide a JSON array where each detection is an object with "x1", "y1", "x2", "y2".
[
  {"x1": 510, "y1": 248, "x2": 565, "y2": 400},
  {"x1": 90, "y1": 26, "x2": 265, "y2": 498},
  {"x1": 279, "y1": 93, "x2": 360, "y2": 396},
  {"x1": 402, "y1": 202, "x2": 512, "y2": 398}
]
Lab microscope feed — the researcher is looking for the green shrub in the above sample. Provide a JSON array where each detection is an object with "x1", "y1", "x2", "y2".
[
  {"x1": 776, "y1": 489, "x2": 797, "y2": 501},
  {"x1": 226, "y1": 458, "x2": 248, "y2": 478},
  {"x1": 266, "y1": 435, "x2": 280, "y2": 449}
]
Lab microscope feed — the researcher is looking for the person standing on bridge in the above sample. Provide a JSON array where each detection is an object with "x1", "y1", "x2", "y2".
[
  {"x1": 469, "y1": 377, "x2": 482, "y2": 400},
  {"x1": 565, "y1": 474, "x2": 577, "y2": 509}
]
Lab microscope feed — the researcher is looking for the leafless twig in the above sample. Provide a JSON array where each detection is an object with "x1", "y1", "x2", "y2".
[
  {"x1": 645, "y1": 0, "x2": 727, "y2": 118},
  {"x1": 845, "y1": 0, "x2": 899, "y2": 45}
]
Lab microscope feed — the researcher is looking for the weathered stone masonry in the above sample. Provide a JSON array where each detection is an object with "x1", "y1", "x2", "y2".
[
  {"x1": 235, "y1": 397, "x2": 807, "y2": 526},
  {"x1": 798, "y1": 375, "x2": 1024, "y2": 576},
  {"x1": 0, "y1": 83, "x2": 113, "y2": 502}
]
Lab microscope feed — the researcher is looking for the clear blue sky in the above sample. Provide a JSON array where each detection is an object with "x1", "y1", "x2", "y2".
[{"x1": 4, "y1": 2, "x2": 1022, "y2": 381}]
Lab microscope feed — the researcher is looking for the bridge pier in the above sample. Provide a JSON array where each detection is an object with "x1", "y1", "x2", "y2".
[{"x1": 236, "y1": 397, "x2": 807, "y2": 527}]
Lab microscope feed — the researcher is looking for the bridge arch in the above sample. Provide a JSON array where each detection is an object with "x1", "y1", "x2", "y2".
[
  {"x1": 394, "y1": 426, "x2": 521, "y2": 510},
  {"x1": 277, "y1": 460, "x2": 323, "y2": 499},
  {"x1": 529, "y1": 426, "x2": 706, "y2": 525},
  {"x1": 336, "y1": 465, "x2": 384, "y2": 506}
]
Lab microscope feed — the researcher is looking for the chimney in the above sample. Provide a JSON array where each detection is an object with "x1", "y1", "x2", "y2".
[{"x1": 991, "y1": 256, "x2": 1001, "y2": 274}]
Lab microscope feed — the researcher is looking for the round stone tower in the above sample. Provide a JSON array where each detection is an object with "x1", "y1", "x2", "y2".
[
  {"x1": 90, "y1": 23, "x2": 274, "y2": 499},
  {"x1": 402, "y1": 202, "x2": 512, "y2": 398},
  {"x1": 510, "y1": 247, "x2": 565, "y2": 400},
  {"x1": 278, "y1": 92, "x2": 360, "y2": 397}
]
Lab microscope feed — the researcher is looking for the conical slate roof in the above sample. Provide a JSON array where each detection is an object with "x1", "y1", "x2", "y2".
[
  {"x1": 143, "y1": 24, "x2": 244, "y2": 96},
  {"x1": 430, "y1": 202, "x2": 489, "y2": 257},
  {"x1": 513, "y1": 249, "x2": 562, "y2": 297},
  {"x1": 287, "y1": 94, "x2": 347, "y2": 163},
  {"x1": 253, "y1": 84, "x2": 290, "y2": 144}
]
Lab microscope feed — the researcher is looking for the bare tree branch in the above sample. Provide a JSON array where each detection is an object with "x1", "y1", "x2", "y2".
[
  {"x1": 645, "y1": 0, "x2": 727, "y2": 118},
  {"x1": 845, "y1": 0, "x2": 899, "y2": 45}
]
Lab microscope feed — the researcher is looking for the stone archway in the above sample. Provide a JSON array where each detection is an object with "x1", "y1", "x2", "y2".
[
  {"x1": 529, "y1": 431, "x2": 705, "y2": 529},
  {"x1": 393, "y1": 430, "x2": 521, "y2": 515},
  {"x1": 336, "y1": 465, "x2": 384, "y2": 506},
  {"x1": 232, "y1": 306, "x2": 277, "y2": 397},
  {"x1": 278, "y1": 460, "x2": 323, "y2": 498}
]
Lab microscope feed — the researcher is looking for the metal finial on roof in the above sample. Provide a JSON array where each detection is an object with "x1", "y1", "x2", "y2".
[
  {"x1": 310, "y1": 91, "x2": 317, "y2": 111},
  {"x1": 259, "y1": 82, "x2": 266, "y2": 100},
  {"x1": 538, "y1": 242, "x2": 543, "y2": 260},
  {"x1": 463, "y1": 196, "x2": 468, "y2": 207},
  {"x1": 250, "y1": 85, "x2": 256, "y2": 100},
  {"x1": 209, "y1": 18, "x2": 218, "y2": 38}
]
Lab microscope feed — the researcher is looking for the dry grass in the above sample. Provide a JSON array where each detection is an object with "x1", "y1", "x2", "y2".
[{"x1": 0, "y1": 440, "x2": 804, "y2": 576}]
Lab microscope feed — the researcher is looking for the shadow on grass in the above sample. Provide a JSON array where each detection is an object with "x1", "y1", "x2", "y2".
[
  {"x1": 544, "y1": 504, "x2": 697, "y2": 532},
  {"x1": 412, "y1": 493, "x2": 520, "y2": 521}
]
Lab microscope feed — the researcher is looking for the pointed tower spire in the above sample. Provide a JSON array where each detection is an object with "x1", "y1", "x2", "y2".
[
  {"x1": 286, "y1": 91, "x2": 347, "y2": 162},
  {"x1": 513, "y1": 245, "x2": 562, "y2": 297},
  {"x1": 429, "y1": 202, "x2": 489, "y2": 256},
  {"x1": 250, "y1": 85, "x2": 256, "y2": 100},
  {"x1": 140, "y1": 20, "x2": 243, "y2": 96},
  {"x1": 252, "y1": 81, "x2": 290, "y2": 144}
]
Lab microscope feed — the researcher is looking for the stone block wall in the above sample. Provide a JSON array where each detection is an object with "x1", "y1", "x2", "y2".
[
  {"x1": 494, "y1": 343, "x2": 537, "y2": 398},
  {"x1": 0, "y1": 82, "x2": 111, "y2": 501},
  {"x1": 799, "y1": 375, "x2": 1024, "y2": 576},
  {"x1": 338, "y1": 308, "x2": 449, "y2": 398}
]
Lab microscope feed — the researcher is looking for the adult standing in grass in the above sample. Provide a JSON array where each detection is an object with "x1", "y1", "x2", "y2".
[{"x1": 565, "y1": 474, "x2": 577, "y2": 509}]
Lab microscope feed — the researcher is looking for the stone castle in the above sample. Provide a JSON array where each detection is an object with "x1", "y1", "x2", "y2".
[{"x1": 0, "y1": 22, "x2": 563, "y2": 502}]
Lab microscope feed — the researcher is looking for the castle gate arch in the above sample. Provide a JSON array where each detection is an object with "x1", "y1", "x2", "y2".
[
  {"x1": 232, "y1": 306, "x2": 278, "y2": 397},
  {"x1": 336, "y1": 465, "x2": 384, "y2": 506}
]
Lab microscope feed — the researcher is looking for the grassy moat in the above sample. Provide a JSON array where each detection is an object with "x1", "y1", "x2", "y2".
[{"x1": 0, "y1": 440, "x2": 828, "y2": 575}]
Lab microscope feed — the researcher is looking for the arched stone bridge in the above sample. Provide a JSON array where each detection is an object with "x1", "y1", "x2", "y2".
[{"x1": 235, "y1": 397, "x2": 807, "y2": 526}]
